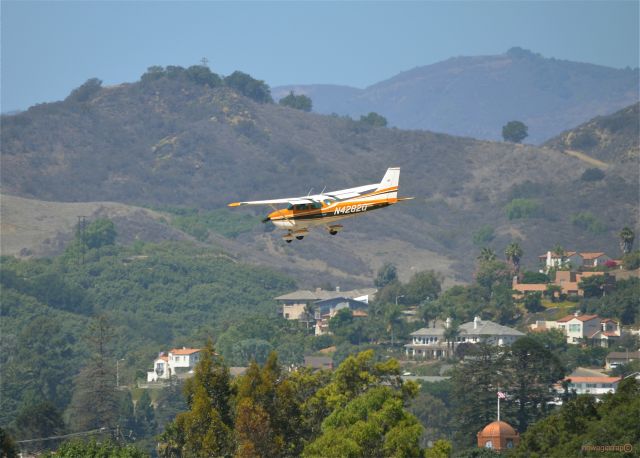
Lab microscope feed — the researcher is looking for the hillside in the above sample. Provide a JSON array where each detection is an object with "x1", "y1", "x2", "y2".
[
  {"x1": 273, "y1": 48, "x2": 639, "y2": 144},
  {"x1": 1, "y1": 68, "x2": 638, "y2": 283},
  {"x1": 543, "y1": 102, "x2": 640, "y2": 165}
]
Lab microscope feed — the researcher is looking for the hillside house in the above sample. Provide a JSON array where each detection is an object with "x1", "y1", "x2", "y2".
[
  {"x1": 147, "y1": 347, "x2": 201, "y2": 382},
  {"x1": 313, "y1": 296, "x2": 369, "y2": 336},
  {"x1": 512, "y1": 271, "x2": 609, "y2": 298},
  {"x1": 538, "y1": 251, "x2": 610, "y2": 273},
  {"x1": 605, "y1": 351, "x2": 640, "y2": 370},
  {"x1": 275, "y1": 287, "x2": 375, "y2": 321},
  {"x1": 530, "y1": 314, "x2": 621, "y2": 347},
  {"x1": 560, "y1": 375, "x2": 621, "y2": 395},
  {"x1": 405, "y1": 317, "x2": 525, "y2": 360}
]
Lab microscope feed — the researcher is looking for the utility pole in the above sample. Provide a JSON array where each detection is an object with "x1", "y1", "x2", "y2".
[
  {"x1": 200, "y1": 57, "x2": 209, "y2": 67},
  {"x1": 77, "y1": 216, "x2": 87, "y2": 265},
  {"x1": 116, "y1": 358, "x2": 125, "y2": 388}
]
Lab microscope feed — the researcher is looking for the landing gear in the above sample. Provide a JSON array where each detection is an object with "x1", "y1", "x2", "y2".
[
  {"x1": 327, "y1": 225, "x2": 343, "y2": 236},
  {"x1": 283, "y1": 229, "x2": 308, "y2": 243}
]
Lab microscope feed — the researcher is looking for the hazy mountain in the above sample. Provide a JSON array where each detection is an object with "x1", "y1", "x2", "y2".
[
  {"x1": 1, "y1": 70, "x2": 637, "y2": 284},
  {"x1": 273, "y1": 48, "x2": 639, "y2": 144}
]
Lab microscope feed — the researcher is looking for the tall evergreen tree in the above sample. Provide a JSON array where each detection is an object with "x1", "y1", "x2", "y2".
[
  {"x1": 67, "y1": 315, "x2": 119, "y2": 432},
  {"x1": 619, "y1": 226, "x2": 635, "y2": 255}
]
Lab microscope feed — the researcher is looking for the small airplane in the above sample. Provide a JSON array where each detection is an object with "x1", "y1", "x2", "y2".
[{"x1": 228, "y1": 167, "x2": 413, "y2": 242}]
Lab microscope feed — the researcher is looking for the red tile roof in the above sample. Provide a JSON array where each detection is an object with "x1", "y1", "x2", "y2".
[
  {"x1": 170, "y1": 348, "x2": 201, "y2": 355},
  {"x1": 580, "y1": 252, "x2": 606, "y2": 260},
  {"x1": 564, "y1": 376, "x2": 621, "y2": 383},
  {"x1": 557, "y1": 314, "x2": 599, "y2": 323}
]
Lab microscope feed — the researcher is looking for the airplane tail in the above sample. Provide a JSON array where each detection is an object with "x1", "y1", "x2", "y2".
[{"x1": 376, "y1": 167, "x2": 400, "y2": 200}]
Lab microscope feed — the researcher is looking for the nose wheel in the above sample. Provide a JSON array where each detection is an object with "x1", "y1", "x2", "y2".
[{"x1": 282, "y1": 229, "x2": 308, "y2": 243}]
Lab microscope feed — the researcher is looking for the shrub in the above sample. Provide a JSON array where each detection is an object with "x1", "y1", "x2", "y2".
[
  {"x1": 472, "y1": 226, "x2": 495, "y2": 246},
  {"x1": 224, "y1": 71, "x2": 272, "y2": 103},
  {"x1": 359, "y1": 112, "x2": 388, "y2": 127},
  {"x1": 570, "y1": 211, "x2": 606, "y2": 234},
  {"x1": 279, "y1": 91, "x2": 312, "y2": 112},
  {"x1": 504, "y1": 198, "x2": 540, "y2": 220},
  {"x1": 581, "y1": 168, "x2": 605, "y2": 181}
]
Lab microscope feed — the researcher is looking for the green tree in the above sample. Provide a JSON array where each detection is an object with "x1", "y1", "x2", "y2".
[
  {"x1": 67, "y1": 78, "x2": 102, "y2": 102},
  {"x1": 404, "y1": 270, "x2": 442, "y2": 304},
  {"x1": 0, "y1": 427, "x2": 18, "y2": 458},
  {"x1": 451, "y1": 344, "x2": 504, "y2": 447},
  {"x1": 578, "y1": 275, "x2": 606, "y2": 298},
  {"x1": 477, "y1": 247, "x2": 496, "y2": 263},
  {"x1": 513, "y1": 377, "x2": 640, "y2": 457},
  {"x1": 67, "y1": 315, "x2": 119, "y2": 432},
  {"x1": 505, "y1": 242, "x2": 524, "y2": 274},
  {"x1": 619, "y1": 226, "x2": 635, "y2": 255},
  {"x1": 424, "y1": 439, "x2": 452, "y2": 458},
  {"x1": 374, "y1": 262, "x2": 398, "y2": 288},
  {"x1": 45, "y1": 439, "x2": 148, "y2": 457},
  {"x1": 523, "y1": 291, "x2": 544, "y2": 313},
  {"x1": 134, "y1": 390, "x2": 157, "y2": 439},
  {"x1": 504, "y1": 337, "x2": 565, "y2": 432},
  {"x1": 84, "y1": 218, "x2": 117, "y2": 249},
  {"x1": 225, "y1": 71, "x2": 273, "y2": 103},
  {"x1": 502, "y1": 120, "x2": 528, "y2": 143},
  {"x1": 158, "y1": 342, "x2": 235, "y2": 457},
  {"x1": 185, "y1": 65, "x2": 222, "y2": 87},
  {"x1": 279, "y1": 91, "x2": 312, "y2": 112},
  {"x1": 13, "y1": 401, "x2": 65, "y2": 453},
  {"x1": 359, "y1": 112, "x2": 388, "y2": 127}
]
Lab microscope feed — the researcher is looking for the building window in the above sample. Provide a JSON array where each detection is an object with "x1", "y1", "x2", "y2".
[
  {"x1": 485, "y1": 440, "x2": 493, "y2": 449},
  {"x1": 507, "y1": 439, "x2": 514, "y2": 448},
  {"x1": 569, "y1": 324, "x2": 581, "y2": 333}
]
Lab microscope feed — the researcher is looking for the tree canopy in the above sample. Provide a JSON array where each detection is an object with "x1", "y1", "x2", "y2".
[{"x1": 502, "y1": 120, "x2": 528, "y2": 143}]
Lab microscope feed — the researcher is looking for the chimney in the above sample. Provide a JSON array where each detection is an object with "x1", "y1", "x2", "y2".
[
  {"x1": 445, "y1": 317, "x2": 452, "y2": 329},
  {"x1": 336, "y1": 286, "x2": 340, "y2": 293},
  {"x1": 474, "y1": 316, "x2": 481, "y2": 329}
]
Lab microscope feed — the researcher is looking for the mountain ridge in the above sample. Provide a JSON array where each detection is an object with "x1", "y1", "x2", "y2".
[{"x1": 273, "y1": 47, "x2": 639, "y2": 143}]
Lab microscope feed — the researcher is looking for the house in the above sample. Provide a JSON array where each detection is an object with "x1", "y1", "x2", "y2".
[
  {"x1": 275, "y1": 287, "x2": 376, "y2": 321},
  {"x1": 530, "y1": 314, "x2": 621, "y2": 347},
  {"x1": 405, "y1": 317, "x2": 525, "y2": 360},
  {"x1": 561, "y1": 375, "x2": 621, "y2": 395},
  {"x1": 538, "y1": 250, "x2": 610, "y2": 273},
  {"x1": 512, "y1": 271, "x2": 608, "y2": 298},
  {"x1": 605, "y1": 351, "x2": 640, "y2": 370},
  {"x1": 304, "y1": 356, "x2": 334, "y2": 370},
  {"x1": 147, "y1": 347, "x2": 201, "y2": 382},
  {"x1": 313, "y1": 296, "x2": 370, "y2": 336}
]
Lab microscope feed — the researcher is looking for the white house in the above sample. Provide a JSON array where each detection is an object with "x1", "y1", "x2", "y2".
[
  {"x1": 147, "y1": 347, "x2": 201, "y2": 382},
  {"x1": 562, "y1": 376, "x2": 621, "y2": 395},
  {"x1": 405, "y1": 317, "x2": 525, "y2": 359},
  {"x1": 530, "y1": 314, "x2": 621, "y2": 347}
]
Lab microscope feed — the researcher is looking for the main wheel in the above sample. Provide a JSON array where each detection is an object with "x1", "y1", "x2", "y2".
[
  {"x1": 285, "y1": 239, "x2": 292, "y2": 243},
  {"x1": 329, "y1": 230, "x2": 338, "y2": 235},
  {"x1": 296, "y1": 236, "x2": 304, "y2": 240}
]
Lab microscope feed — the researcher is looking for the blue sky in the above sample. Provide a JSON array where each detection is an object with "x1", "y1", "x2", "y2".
[{"x1": 2, "y1": 1, "x2": 638, "y2": 113}]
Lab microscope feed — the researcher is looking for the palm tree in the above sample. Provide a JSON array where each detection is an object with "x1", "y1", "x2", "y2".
[
  {"x1": 477, "y1": 247, "x2": 496, "y2": 263},
  {"x1": 443, "y1": 321, "x2": 459, "y2": 358},
  {"x1": 505, "y1": 242, "x2": 524, "y2": 274},
  {"x1": 385, "y1": 305, "x2": 403, "y2": 347},
  {"x1": 619, "y1": 227, "x2": 635, "y2": 255},
  {"x1": 302, "y1": 303, "x2": 316, "y2": 331},
  {"x1": 552, "y1": 244, "x2": 567, "y2": 270}
]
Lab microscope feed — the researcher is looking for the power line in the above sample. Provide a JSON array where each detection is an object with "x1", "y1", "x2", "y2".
[{"x1": 16, "y1": 427, "x2": 112, "y2": 444}]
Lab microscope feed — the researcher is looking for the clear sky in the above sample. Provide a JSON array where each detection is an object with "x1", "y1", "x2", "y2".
[{"x1": 1, "y1": 1, "x2": 638, "y2": 113}]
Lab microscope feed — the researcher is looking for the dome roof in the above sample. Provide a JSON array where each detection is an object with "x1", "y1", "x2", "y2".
[{"x1": 480, "y1": 421, "x2": 518, "y2": 437}]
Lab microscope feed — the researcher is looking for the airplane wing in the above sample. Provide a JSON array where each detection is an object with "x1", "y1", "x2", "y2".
[{"x1": 228, "y1": 198, "x2": 314, "y2": 207}]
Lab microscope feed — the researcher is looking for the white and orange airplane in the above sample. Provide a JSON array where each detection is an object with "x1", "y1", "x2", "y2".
[{"x1": 228, "y1": 167, "x2": 412, "y2": 242}]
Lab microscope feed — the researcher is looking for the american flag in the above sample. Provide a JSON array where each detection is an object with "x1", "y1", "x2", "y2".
[{"x1": 497, "y1": 391, "x2": 507, "y2": 399}]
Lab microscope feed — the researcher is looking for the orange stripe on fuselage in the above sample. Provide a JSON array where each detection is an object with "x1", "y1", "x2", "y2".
[{"x1": 268, "y1": 195, "x2": 398, "y2": 222}]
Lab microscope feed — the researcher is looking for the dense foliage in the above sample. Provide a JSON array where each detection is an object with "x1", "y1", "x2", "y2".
[
  {"x1": 502, "y1": 120, "x2": 528, "y2": 143},
  {"x1": 279, "y1": 91, "x2": 313, "y2": 112},
  {"x1": 513, "y1": 377, "x2": 640, "y2": 457},
  {"x1": 157, "y1": 348, "x2": 421, "y2": 457}
]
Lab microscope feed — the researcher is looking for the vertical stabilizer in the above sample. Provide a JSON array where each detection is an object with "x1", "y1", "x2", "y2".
[{"x1": 376, "y1": 167, "x2": 400, "y2": 199}]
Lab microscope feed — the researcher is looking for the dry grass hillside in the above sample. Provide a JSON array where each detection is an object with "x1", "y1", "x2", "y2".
[{"x1": 1, "y1": 70, "x2": 638, "y2": 283}]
